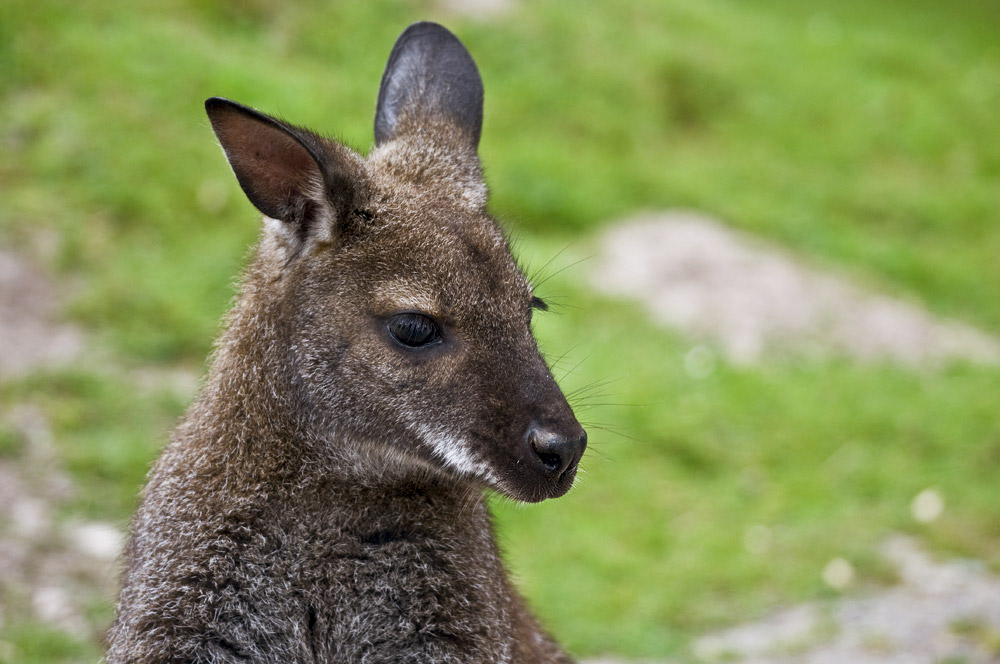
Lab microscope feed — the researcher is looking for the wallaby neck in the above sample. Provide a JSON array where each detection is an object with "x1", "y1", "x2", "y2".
[{"x1": 187, "y1": 252, "x2": 318, "y2": 443}]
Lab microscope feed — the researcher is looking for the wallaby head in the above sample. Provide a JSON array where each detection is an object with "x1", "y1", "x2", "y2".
[{"x1": 204, "y1": 22, "x2": 585, "y2": 503}]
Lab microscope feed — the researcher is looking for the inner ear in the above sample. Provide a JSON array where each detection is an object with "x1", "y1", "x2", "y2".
[{"x1": 206, "y1": 97, "x2": 326, "y2": 228}]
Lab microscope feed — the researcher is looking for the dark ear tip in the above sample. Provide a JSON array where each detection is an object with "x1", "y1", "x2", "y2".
[
  {"x1": 205, "y1": 99, "x2": 277, "y2": 133},
  {"x1": 400, "y1": 21, "x2": 453, "y2": 37},
  {"x1": 394, "y1": 21, "x2": 466, "y2": 54},
  {"x1": 205, "y1": 97, "x2": 240, "y2": 117}
]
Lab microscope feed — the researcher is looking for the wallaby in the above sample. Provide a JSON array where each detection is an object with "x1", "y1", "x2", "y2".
[{"x1": 108, "y1": 22, "x2": 587, "y2": 664}]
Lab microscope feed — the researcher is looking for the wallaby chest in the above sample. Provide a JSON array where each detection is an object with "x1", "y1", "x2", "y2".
[
  {"x1": 196, "y1": 478, "x2": 515, "y2": 662},
  {"x1": 285, "y1": 484, "x2": 512, "y2": 661}
]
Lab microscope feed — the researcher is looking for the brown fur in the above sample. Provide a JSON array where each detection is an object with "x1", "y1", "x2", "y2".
[{"x1": 108, "y1": 22, "x2": 584, "y2": 663}]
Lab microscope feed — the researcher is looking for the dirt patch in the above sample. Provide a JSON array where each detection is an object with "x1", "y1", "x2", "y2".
[
  {"x1": 690, "y1": 536, "x2": 1000, "y2": 663},
  {"x1": 434, "y1": 0, "x2": 515, "y2": 20},
  {"x1": 0, "y1": 405, "x2": 124, "y2": 646},
  {"x1": 0, "y1": 247, "x2": 185, "y2": 655},
  {"x1": 582, "y1": 537, "x2": 1000, "y2": 664},
  {"x1": 0, "y1": 249, "x2": 84, "y2": 379},
  {"x1": 592, "y1": 212, "x2": 1000, "y2": 366}
]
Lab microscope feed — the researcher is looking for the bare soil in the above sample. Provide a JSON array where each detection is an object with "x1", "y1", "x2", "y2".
[
  {"x1": 0, "y1": 405, "x2": 123, "y2": 647},
  {"x1": 0, "y1": 249, "x2": 84, "y2": 379},
  {"x1": 0, "y1": 248, "x2": 132, "y2": 652},
  {"x1": 584, "y1": 537, "x2": 1000, "y2": 664},
  {"x1": 435, "y1": 0, "x2": 514, "y2": 21},
  {"x1": 689, "y1": 536, "x2": 1000, "y2": 663},
  {"x1": 592, "y1": 212, "x2": 1000, "y2": 366}
]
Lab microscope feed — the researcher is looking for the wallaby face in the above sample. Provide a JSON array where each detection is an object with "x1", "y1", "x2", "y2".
[{"x1": 205, "y1": 23, "x2": 585, "y2": 503}]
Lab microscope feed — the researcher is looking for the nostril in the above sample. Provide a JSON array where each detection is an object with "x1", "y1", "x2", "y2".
[
  {"x1": 536, "y1": 452, "x2": 563, "y2": 474},
  {"x1": 527, "y1": 426, "x2": 585, "y2": 478}
]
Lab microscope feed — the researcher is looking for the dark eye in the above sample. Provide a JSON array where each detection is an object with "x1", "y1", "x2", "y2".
[{"x1": 387, "y1": 313, "x2": 442, "y2": 348}]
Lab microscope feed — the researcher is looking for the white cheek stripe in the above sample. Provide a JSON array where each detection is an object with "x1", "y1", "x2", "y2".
[{"x1": 411, "y1": 423, "x2": 497, "y2": 483}]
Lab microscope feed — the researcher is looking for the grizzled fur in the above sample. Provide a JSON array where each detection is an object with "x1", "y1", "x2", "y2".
[{"x1": 109, "y1": 22, "x2": 585, "y2": 664}]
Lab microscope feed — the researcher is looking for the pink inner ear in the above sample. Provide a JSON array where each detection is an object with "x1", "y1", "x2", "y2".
[{"x1": 211, "y1": 107, "x2": 322, "y2": 220}]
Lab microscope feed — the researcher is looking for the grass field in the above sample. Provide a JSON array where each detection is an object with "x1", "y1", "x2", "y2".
[{"x1": 1, "y1": 0, "x2": 999, "y2": 660}]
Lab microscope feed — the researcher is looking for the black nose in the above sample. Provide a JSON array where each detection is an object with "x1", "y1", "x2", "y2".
[{"x1": 527, "y1": 425, "x2": 587, "y2": 479}]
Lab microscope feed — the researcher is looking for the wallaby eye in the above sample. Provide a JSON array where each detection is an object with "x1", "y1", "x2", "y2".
[{"x1": 387, "y1": 313, "x2": 442, "y2": 348}]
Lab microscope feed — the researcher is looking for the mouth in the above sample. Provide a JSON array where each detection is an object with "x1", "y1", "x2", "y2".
[
  {"x1": 493, "y1": 464, "x2": 579, "y2": 503},
  {"x1": 490, "y1": 434, "x2": 586, "y2": 503},
  {"x1": 536, "y1": 462, "x2": 580, "y2": 500}
]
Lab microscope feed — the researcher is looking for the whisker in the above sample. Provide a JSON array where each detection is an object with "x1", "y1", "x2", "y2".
[
  {"x1": 537, "y1": 297, "x2": 582, "y2": 313},
  {"x1": 558, "y1": 354, "x2": 603, "y2": 384},
  {"x1": 532, "y1": 253, "x2": 594, "y2": 290},
  {"x1": 573, "y1": 402, "x2": 641, "y2": 409},
  {"x1": 568, "y1": 390, "x2": 618, "y2": 402},
  {"x1": 581, "y1": 424, "x2": 647, "y2": 444},
  {"x1": 564, "y1": 376, "x2": 621, "y2": 399},
  {"x1": 580, "y1": 446, "x2": 612, "y2": 462},
  {"x1": 545, "y1": 344, "x2": 581, "y2": 373},
  {"x1": 527, "y1": 243, "x2": 572, "y2": 287}
]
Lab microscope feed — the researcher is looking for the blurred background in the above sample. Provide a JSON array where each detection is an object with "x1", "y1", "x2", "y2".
[{"x1": 1, "y1": 0, "x2": 999, "y2": 662}]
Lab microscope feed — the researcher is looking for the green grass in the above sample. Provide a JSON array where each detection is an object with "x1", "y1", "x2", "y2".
[
  {"x1": 0, "y1": 621, "x2": 101, "y2": 664},
  {"x1": 1, "y1": 0, "x2": 999, "y2": 659},
  {"x1": 0, "y1": 368, "x2": 188, "y2": 518}
]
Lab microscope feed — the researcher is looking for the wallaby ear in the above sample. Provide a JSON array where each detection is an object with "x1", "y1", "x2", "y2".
[
  {"x1": 205, "y1": 97, "x2": 349, "y2": 233},
  {"x1": 374, "y1": 22, "x2": 484, "y2": 150}
]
